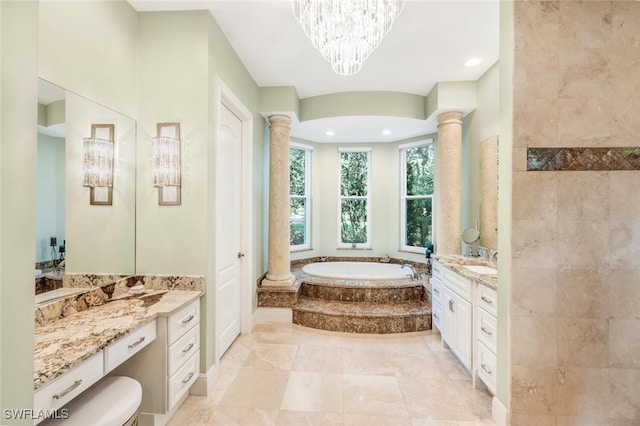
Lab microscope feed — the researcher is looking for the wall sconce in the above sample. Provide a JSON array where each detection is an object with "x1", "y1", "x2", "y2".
[
  {"x1": 83, "y1": 124, "x2": 114, "y2": 205},
  {"x1": 152, "y1": 122, "x2": 181, "y2": 205}
]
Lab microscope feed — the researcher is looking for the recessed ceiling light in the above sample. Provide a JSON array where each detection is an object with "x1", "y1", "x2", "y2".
[
  {"x1": 464, "y1": 57, "x2": 482, "y2": 67},
  {"x1": 325, "y1": 130, "x2": 335, "y2": 136},
  {"x1": 382, "y1": 129, "x2": 392, "y2": 135}
]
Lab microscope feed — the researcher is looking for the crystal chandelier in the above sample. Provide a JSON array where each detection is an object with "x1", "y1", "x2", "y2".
[{"x1": 292, "y1": 0, "x2": 405, "y2": 76}]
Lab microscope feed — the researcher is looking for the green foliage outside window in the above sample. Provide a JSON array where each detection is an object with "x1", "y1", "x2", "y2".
[
  {"x1": 290, "y1": 147, "x2": 307, "y2": 246},
  {"x1": 340, "y1": 151, "x2": 369, "y2": 244},
  {"x1": 404, "y1": 145, "x2": 434, "y2": 248}
]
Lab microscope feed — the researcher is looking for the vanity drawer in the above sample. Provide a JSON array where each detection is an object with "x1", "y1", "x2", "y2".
[
  {"x1": 431, "y1": 260, "x2": 444, "y2": 280},
  {"x1": 477, "y1": 341, "x2": 497, "y2": 395},
  {"x1": 477, "y1": 308, "x2": 497, "y2": 353},
  {"x1": 431, "y1": 276, "x2": 443, "y2": 304},
  {"x1": 443, "y1": 268, "x2": 471, "y2": 301},
  {"x1": 105, "y1": 320, "x2": 156, "y2": 372},
  {"x1": 477, "y1": 285, "x2": 497, "y2": 317},
  {"x1": 168, "y1": 324, "x2": 200, "y2": 375},
  {"x1": 168, "y1": 352, "x2": 198, "y2": 409},
  {"x1": 34, "y1": 351, "x2": 104, "y2": 416},
  {"x1": 432, "y1": 299, "x2": 442, "y2": 331},
  {"x1": 168, "y1": 301, "x2": 199, "y2": 344}
]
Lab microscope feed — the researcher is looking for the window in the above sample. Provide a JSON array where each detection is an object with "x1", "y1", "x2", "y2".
[
  {"x1": 338, "y1": 148, "x2": 371, "y2": 248},
  {"x1": 400, "y1": 141, "x2": 434, "y2": 253},
  {"x1": 290, "y1": 143, "x2": 312, "y2": 251}
]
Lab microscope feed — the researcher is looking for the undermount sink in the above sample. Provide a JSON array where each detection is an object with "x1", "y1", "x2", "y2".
[{"x1": 463, "y1": 265, "x2": 497, "y2": 275}]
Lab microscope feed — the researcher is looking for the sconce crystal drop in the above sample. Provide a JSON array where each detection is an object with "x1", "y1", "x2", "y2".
[
  {"x1": 151, "y1": 136, "x2": 181, "y2": 187},
  {"x1": 82, "y1": 137, "x2": 114, "y2": 187}
]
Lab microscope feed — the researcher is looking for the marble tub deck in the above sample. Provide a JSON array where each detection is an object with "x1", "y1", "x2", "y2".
[{"x1": 259, "y1": 259, "x2": 432, "y2": 334}]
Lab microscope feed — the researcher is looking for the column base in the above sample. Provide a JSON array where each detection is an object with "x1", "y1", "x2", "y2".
[{"x1": 261, "y1": 275, "x2": 296, "y2": 287}]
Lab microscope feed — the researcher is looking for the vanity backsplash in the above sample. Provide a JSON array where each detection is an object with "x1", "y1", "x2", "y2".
[{"x1": 35, "y1": 274, "x2": 204, "y2": 327}]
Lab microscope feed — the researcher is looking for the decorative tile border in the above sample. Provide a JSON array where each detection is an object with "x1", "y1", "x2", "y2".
[{"x1": 527, "y1": 147, "x2": 640, "y2": 171}]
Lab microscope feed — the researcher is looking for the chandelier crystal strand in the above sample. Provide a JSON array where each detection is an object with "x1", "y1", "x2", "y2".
[{"x1": 293, "y1": 0, "x2": 405, "y2": 76}]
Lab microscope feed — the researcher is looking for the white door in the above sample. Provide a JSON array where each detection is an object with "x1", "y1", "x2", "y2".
[{"x1": 215, "y1": 104, "x2": 243, "y2": 358}]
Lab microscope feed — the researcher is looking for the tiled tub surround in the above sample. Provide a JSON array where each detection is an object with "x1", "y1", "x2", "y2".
[
  {"x1": 34, "y1": 289, "x2": 202, "y2": 390},
  {"x1": 259, "y1": 257, "x2": 432, "y2": 334}
]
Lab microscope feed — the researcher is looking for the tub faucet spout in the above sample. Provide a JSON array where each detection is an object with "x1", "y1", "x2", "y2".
[{"x1": 401, "y1": 263, "x2": 421, "y2": 280}]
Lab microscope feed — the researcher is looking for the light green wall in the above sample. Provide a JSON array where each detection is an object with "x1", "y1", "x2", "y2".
[
  {"x1": 35, "y1": 134, "x2": 65, "y2": 263},
  {"x1": 136, "y1": 10, "x2": 263, "y2": 372},
  {"x1": 65, "y1": 92, "x2": 136, "y2": 274},
  {"x1": 301, "y1": 91, "x2": 425, "y2": 121},
  {"x1": 0, "y1": 1, "x2": 38, "y2": 422},
  {"x1": 38, "y1": 0, "x2": 138, "y2": 118}
]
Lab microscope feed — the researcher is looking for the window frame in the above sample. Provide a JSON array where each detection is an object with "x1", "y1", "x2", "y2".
[
  {"x1": 337, "y1": 147, "x2": 372, "y2": 249},
  {"x1": 289, "y1": 142, "x2": 313, "y2": 252},
  {"x1": 399, "y1": 139, "x2": 434, "y2": 254}
]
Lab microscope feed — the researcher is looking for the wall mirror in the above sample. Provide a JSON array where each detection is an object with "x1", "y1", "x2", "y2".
[
  {"x1": 36, "y1": 79, "x2": 136, "y2": 300},
  {"x1": 479, "y1": 135, "x2": 498, "y2": 250}
]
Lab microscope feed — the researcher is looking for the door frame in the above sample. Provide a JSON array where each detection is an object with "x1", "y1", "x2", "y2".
[{"x1": 212, "y1": 76, "x2": 253, "y2": 360}]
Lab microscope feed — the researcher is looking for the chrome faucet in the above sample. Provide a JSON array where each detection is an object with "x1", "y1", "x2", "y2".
[
  {"x1": 55, "y1": 260, "x2": 65, "y2": 273},
  {"x1": 380, "y1": 253, "x2": 391, "y2": 263},
  {"x1": 401, "y1": 263, "x2": 421, "y2": 280}
]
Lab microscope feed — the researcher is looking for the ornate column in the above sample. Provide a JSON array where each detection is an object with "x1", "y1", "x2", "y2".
[
  {"x1": 262, "y1": 115, "x2": 295, "y2": 287},
  {"x1": 435, "y1": 111, "x2": 463, "y2": 255}
]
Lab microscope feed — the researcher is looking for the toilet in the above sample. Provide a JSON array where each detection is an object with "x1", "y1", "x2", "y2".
[{"x1": 43, "y1": 376, "x2": 142, "y2": 426}]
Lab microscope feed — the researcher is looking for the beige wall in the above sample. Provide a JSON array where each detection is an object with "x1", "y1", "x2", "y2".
[{"x1": 509, "y1": 2, "x2": 640, "y2": 424}]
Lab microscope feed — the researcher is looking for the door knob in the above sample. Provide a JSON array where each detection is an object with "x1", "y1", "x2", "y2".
[{"x1": 237, "y1": 252, "x2": 245, "y2": 259}]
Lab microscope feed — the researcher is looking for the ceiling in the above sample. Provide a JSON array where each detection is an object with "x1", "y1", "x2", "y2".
[{"x1": 130, "y1": 0, "x2": 501, "y2": 142}]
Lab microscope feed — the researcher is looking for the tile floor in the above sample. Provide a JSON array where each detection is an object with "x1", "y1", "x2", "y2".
[{"x1": 168, "y1": 323, "x2": 495, "y2": 426}]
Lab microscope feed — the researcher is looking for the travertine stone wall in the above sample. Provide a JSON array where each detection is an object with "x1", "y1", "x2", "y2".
[
  {"x1": 510, "y1": 2, "x2": 640, "y2": 424},
  {"x1": 435, "y1": 111, "x2": 463, "y2": 254}
]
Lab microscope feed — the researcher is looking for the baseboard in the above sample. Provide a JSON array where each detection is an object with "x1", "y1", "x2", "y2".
[
  {"x1": 253, "y1": 307, "x2": 293, "y2": 325},
  {"x1": 189, "y1": 363, "x2": 219, "y2": 396},
  {"x1": 492, "y1": 396, "x2": 509, "y2": 426}
]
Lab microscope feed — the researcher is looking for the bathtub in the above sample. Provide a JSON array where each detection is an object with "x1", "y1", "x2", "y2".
[{"x1": 301, "y1": 262, "x2": 411, "y2": 281}]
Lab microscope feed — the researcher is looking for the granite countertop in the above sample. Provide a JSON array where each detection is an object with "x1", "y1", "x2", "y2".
[
  {"x1": 34, "y1": 289, "x2": 201, "y2": 390},
  {"x1": 432, "y1": 254, "x2": 497, "y2": 290}
]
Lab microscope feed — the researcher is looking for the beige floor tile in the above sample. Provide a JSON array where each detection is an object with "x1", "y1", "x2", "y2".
[
  {"x1": 390, "y1": 352, "x2": 449, "y2": 380},
  {"x1": 343, "y1": 347, "x2": 395, "y2": 376},
  {"x1": 168, "y1": 324, "x2": 493, "y2": 425},
  {"x1": 343, "y1": 374, "x2": 409, "y2": 418},
  {"x1": 345, "y1": 413, "x2": 413, "y2": 425},
  {"x1": 242, "y1": 343, "x2": 298, "y2": 371},
  {"x1": 207, "y1": 407, "x2": 278, "y2": 426},
  {"x1": 398, "y1": 376, "x2": 477, "y2": 421},
  {"x1": 276, "y1": 410, "x2": 344, "y2": 425},
  {"x1": 219, "y1": 368, "x2": 289, "y2": 409},
  {"x1": 166, "y1": 404, "x2": 214, "y2": 425},
  {"x1": 292, "y1": 342, "x2": 344, "y2": 373},
  {"x1": 280, "y1": 371, "x2": 343, "y2": 412}
]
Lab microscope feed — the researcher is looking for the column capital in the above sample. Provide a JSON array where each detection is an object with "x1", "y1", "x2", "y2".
[
  {"x1": 437, "y1": 111, "x2": 463, "y2": 127},
  {"x1": 268, "y1": 114, "x2": 291, "y2": 129}
]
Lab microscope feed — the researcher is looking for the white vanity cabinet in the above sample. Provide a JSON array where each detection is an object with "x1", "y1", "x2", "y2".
[
  {"x1": 430, "y1": 259, "x2": 444, "y2": 331},
  {"x1": 34, "y1": 320, "x2": 156, "y2": 425},
  {"x1": 113, "y1": 299, "x2": 200, "y2": 426},
  {"x1": 475, "y1": 285, "x2": 498, "y2": 394},
  {"x1": 441, "y1": 269, "x2": 472, "y2": 372}
]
